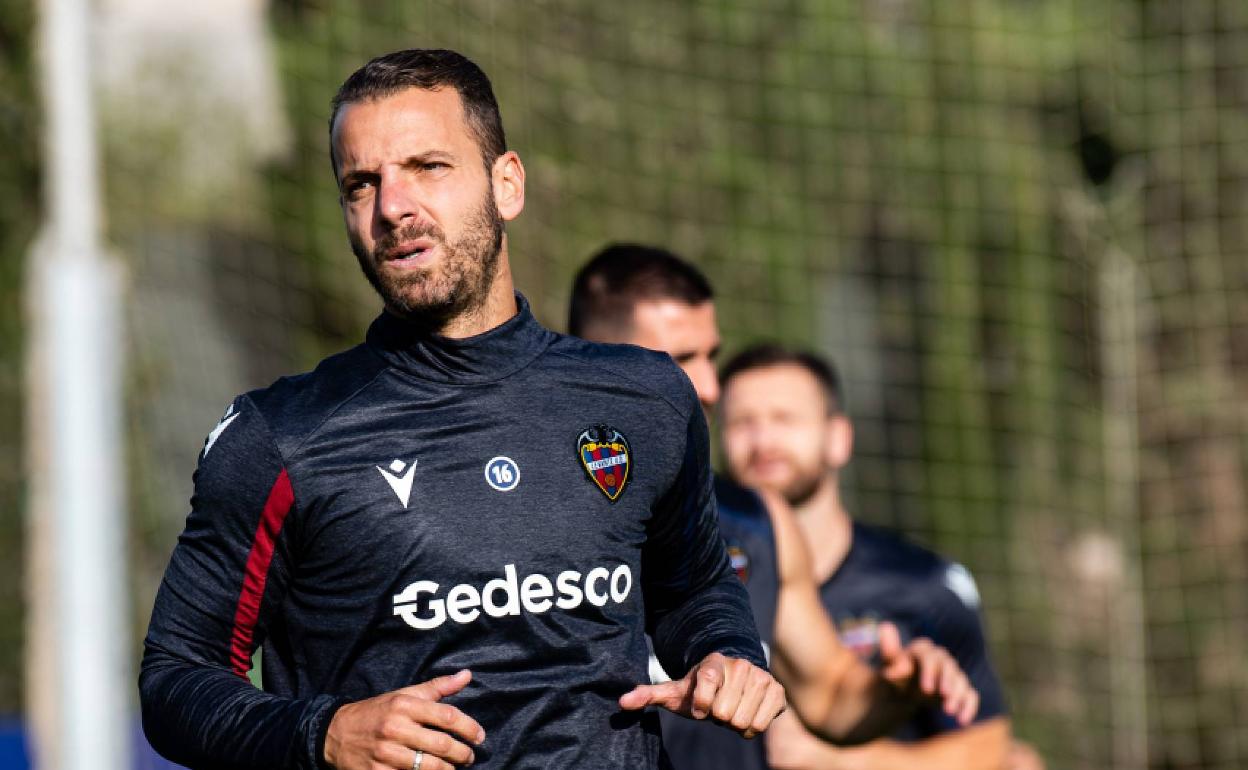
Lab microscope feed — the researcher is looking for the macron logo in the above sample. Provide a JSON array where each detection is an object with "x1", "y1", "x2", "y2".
[
  {"x1": 378, "y1": 459, "x2": 417, "y2": 508},
  {"x1": 203, "y1": 404, "x2": 240, "y2": 457}
]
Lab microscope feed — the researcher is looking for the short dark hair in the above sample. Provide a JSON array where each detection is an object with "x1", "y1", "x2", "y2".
[
  {"x1": 720, "y1": 343, "x2": 845, "y2": 414},
  {"x1": 329, "y1": 48, "x2": 507, "y2": 172},
  {"x1": 568, "y1": 243, "x2": 714, "y2": 338}
]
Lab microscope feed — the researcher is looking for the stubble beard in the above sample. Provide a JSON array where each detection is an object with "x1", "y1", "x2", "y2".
[
  {"x1": 742, "y1": 454, "x2": 825, "y2": 508},
  {"x1": 780, "y1": 468, "x2": 825, "y2": 508},
  {"x1": 353, "y1": 189, "x2": 505, "y2": 328}
]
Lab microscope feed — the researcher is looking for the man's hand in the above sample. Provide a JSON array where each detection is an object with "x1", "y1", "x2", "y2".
[
  {"x1": 324, "y1": 669, "x2": 486, "y2": 770},
  {"x1": 618, "y1": 652, "x2": 786, "y2": 738},
  {"x1": 876, "y1": 622, "x2": 979, "y2": 726},
  {"x1": 765, "y1": 710, "x2": 862, "y2": 770}
]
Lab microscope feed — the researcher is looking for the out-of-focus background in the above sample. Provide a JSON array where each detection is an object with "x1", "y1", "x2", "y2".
[{"x1": 3, "y1": 1, "x2": 1248, "y2": 768}]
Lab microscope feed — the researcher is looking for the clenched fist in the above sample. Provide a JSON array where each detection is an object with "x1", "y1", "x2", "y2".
[{"x1": 619, "y1": 652, "x2": 787, "y2": 738}]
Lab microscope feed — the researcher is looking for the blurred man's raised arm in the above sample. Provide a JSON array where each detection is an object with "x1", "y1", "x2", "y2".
[{"x1": 765, "y1": 492, "x2": 978, "y2": 743}]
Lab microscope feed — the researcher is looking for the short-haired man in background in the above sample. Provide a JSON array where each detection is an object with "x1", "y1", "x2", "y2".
[
  {"x1": 570, "y1": 244, "x2": 981, "y2": 770},
  {"x1": 719, "y1": 344, "x2": 1018, "y2": 770}
]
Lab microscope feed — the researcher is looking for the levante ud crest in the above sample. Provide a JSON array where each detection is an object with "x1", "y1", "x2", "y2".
[{"x1": 577, "y1": 424, "x2": 631, "y2": 501}]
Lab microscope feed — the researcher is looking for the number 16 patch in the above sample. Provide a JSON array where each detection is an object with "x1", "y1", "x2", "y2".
[{"x1": 577, "y1": 424, "x2": 631, "y2": 502}]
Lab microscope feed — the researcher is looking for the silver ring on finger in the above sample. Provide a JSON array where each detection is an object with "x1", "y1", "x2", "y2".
[{"x1": 412, "y1": 749, "x2": 424, "y2": 770}]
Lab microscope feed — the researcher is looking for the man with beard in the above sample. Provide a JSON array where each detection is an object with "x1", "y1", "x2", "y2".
[
  {"x1": 569, "y1": 244, "x2": 981, "y2": 770},
  {"x1": 139, "y1": 49, "x2": 785, "y2": 770},
  {"x1": 719, "y1": 344, "x2": 1017, "y2": 770}
]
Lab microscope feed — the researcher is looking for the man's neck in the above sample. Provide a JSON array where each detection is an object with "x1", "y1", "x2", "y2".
[
  {"x1": 437, "y1": 249, "x2": 518, "y2": 339},
  {"x1": 792, "y1": 477, "x2": 853, "y2": 585}
]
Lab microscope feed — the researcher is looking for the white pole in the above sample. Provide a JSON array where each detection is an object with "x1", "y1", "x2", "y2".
[
  {"x1": 42, "y1": 0, "x2": 100, "y2": 248},
  {"x1": 1100, "y1": 248, "x2": 1148, "y2": 770},
  {"x1": 30, "y1": 0, "x2": 131, "y2": 766}
]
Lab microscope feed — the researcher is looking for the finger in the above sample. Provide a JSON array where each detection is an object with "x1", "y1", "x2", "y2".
[
  {"x1": 877, "y1": 621, "x2": 902, "y2": 660},
  {"x1": 912, "y1": 641, "x2": 941, "y2": 694},
  {"x1": 408, "y1": 725, "x2": 477, "y2": 767},
  {"x1": 878, "y1": 625, "x2": 914, "y2": 685},
  {"x1": 417, "y1": 755, "x2": 455, "y2": 770},
  {"x1": 691, "y1": 660, "x2": 725, "y2": 719},
  {"x1": 408, "y1": 749, "x2": 456, "y2": 770},
  {"x1": 744, "y1": 681, "x2": 787, "y2": 739},
  {"x1": 933, "y1": 660, "x2": 976, "y2": 726},
  {"x1": 618, "y1": 680, "x2": 688, "y2": 712},
  {"x1": 958, "y1": 687, "x2": 980, "y2": 726},
  {"x1": 728, "y1": 667, "x2": 771, "y2": 732},
  {"x1": 939, "y1": 662, "x2": 964, "y2": 706},
  {"x1": 709, "y1": 661, "x2": 747, "y2": 723},
  {"x1": 374, "y1": 740, "x2": 457, "y2": 770},
  {"x1": 398, "y1": 697, "x2": 487, "y2": 747},
  {"x1": 398, "y1": 669, "x2": 473, "y2": 702}
]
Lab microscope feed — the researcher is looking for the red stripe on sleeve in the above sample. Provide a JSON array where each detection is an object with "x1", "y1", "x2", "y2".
[{"x1": 229, "y1": 468, "x2": 295, "y2": 677}]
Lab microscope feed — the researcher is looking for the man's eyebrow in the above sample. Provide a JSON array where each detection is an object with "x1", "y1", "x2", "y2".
[
  {"x1": 401, "y1": 150, "x2": 456, "y2": 167},
  {"x1": 337, "y1": 151, "x2": 458, "y2": 189},
  {"x1": 336, "y1": 167, "x2": 377, "y2": 193},
  {"x1": 338, "y1": 167, "x2": 376, "y2": 182}
]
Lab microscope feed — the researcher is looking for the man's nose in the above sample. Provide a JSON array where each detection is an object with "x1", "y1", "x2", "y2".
[
  {"x1": 689, "y1": 361, "x2": 720, "y2": 410},
  {"x1": 377, "y1": 174, "x2": 421, "y2": 228}
]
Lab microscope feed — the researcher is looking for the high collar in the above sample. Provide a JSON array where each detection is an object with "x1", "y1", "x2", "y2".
[{"x1": 366, "y1": 293, "x2": 556, "y2": 384}]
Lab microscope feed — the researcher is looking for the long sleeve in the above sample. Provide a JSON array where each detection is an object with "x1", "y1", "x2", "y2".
[
  {"x1": 642, "y1": 394, "x2": 766, "y2": 679},
  {"x1": 918, "y1": 564, "x2": 1008, "y2": 731},
  {"x1": 139, "y1": 396, "x2": 344, "y2": 770}
]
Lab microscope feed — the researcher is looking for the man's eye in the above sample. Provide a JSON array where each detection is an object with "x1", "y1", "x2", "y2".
[
  {"x1": 423, "y1": 162, "x2": 449, "y2": 171},
  {"x1": 345, "y1": 180, "x2": 373, "y2": 198}
]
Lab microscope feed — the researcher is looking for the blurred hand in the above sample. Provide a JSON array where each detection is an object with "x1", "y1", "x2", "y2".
[
  {"x1": 619, "y1": 651, "x2": 787, "y2": 738},
  {"x1": 877, "y1": 622, "x2": 979, "y2": 726},
  {"x1": 324, "y1": 669, "x2": 486, "y2": 770},
  {"x1": 765, "y1": 711, "x2": 858, "y2": 770}
]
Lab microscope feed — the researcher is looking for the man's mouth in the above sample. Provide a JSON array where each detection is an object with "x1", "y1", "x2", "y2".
[
  {"x1": 748, "y1": 456, "x2": 791, "y2": 477},
  {"x1": 380, "y1": 239, "x2": 437, "y2": 267}
]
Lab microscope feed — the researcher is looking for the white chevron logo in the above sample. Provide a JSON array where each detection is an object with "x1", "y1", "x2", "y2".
[
  {"x1": 203, "y1": 404, "x2": 240, "y2": 457},
  {"x1": 377, "y1": 458, "x2": 418, "y2": 508}
]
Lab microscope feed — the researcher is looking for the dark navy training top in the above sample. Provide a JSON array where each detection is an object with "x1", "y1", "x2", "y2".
[
  {"x1": 139, "y1": 295, "x2": 765, "y2": 770},
  {"x1": 657, "y1": 478, "x2": 778, "y2": 770},
  {"x1": 819, "y1": 521, "x2": 1007, "y2": 741}
]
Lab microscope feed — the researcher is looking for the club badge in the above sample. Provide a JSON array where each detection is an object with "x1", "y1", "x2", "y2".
[
  {"x1": 577, "y1": 424, "x2": 631, "y2": 502},
  {"x1": 837, "y1": 616, "x2": 882, "y2": 659}
]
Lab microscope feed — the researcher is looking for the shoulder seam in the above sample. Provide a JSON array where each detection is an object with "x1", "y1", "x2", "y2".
[
  {"x1": 287, "y1": 365, "x2": 393, "y2": 458},
  {"x1": 236, "y1": 393, "x2": 295, "y2": 508},
  {"x1": 542, "y1": 347, "x2": 691, "y2": 421}
]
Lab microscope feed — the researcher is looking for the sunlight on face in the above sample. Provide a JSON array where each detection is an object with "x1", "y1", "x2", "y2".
[
  {"x1": 720, "y1": 364, "x2": 832, "y2": 505},
  {"x1": 332, "y1": 87, "x2": 503, "y2": 322},
  {"x1": 628, "y1": 299, "x2": 721, "y2": 410}
]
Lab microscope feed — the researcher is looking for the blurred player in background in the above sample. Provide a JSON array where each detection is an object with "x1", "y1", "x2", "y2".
[
  {"x1": 570, "y1": 244, "x2": 981, "y2": 770},
  {"x1": 139, "y1": 49, "x2": 787, "y2": 770},
  {"x1": 719, "y1": 343, "x2": 1041, "y2": 770}
]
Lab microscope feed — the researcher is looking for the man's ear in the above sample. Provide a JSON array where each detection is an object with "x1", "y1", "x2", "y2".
[
  {"x1": 825, "y1": 414, "x2": 853, "y2": 470},
  {"x1": 492, "y1": 150, "x2": 526, "y2": 221}
]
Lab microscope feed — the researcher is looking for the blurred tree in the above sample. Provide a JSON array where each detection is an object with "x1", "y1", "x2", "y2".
[{"x1": 0, "y1": 0, "x2": 38, "y2": 714}]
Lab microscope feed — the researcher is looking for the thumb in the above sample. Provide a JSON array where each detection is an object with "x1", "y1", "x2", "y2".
[
  {"x1": 400, "y1": 668, "x2": 473, "y2": 701},
  {"x1": 877, "y1": 623, "x2": 913, "y2": 684},
  {"x1": 619, "y1": 679, "x2": 689, "y2": 712}
]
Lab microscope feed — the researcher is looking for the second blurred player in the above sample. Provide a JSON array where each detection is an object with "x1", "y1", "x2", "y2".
[{"x1": 570, "y1": 243, "x2": 981, "y2": 770}]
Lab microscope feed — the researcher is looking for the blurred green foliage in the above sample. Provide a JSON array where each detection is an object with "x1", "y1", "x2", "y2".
[{"x1": 0, "y1": 0, "x2": 37, "y2": 714}]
